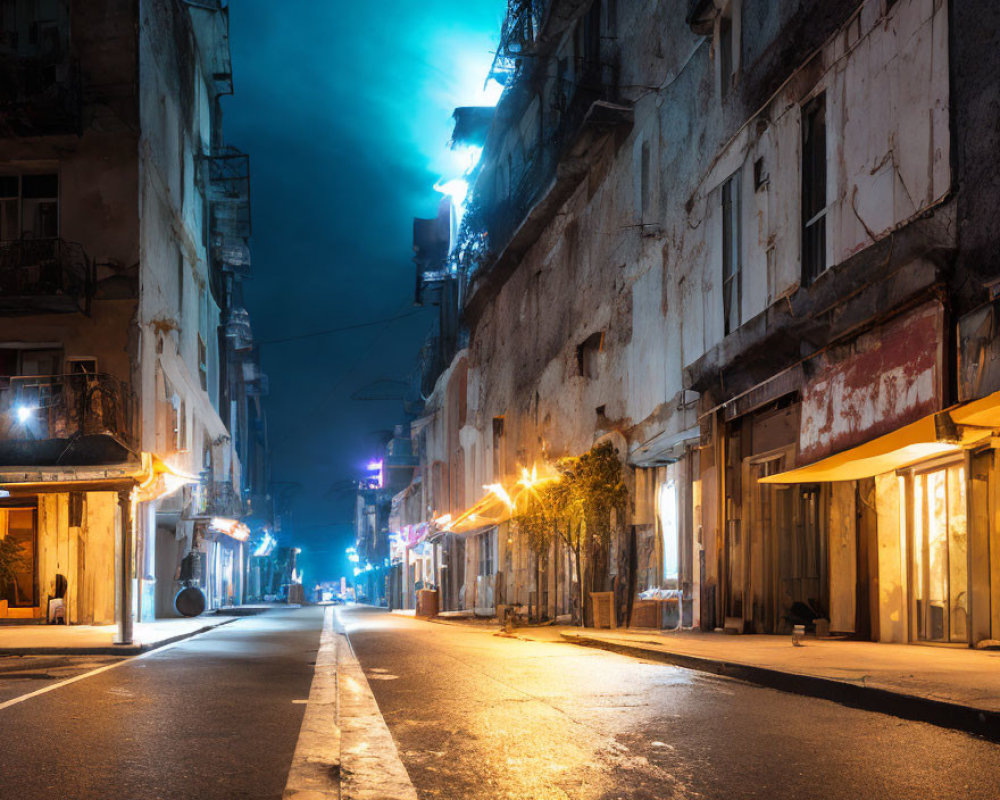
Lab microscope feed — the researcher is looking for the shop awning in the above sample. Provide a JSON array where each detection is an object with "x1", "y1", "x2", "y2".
[
  {"x1": 442, "y1": 472, "x2": 561, "y2": 536},
  {"x1": 760, "y1": 389, "x2": 1000, "y2": 484},
  {"x1": 446, "y1": 489, "x2": 512, "y2": 535}
]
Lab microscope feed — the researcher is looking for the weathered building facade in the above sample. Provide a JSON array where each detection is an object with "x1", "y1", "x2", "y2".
[
  {"x1": 0, "y1": 0, "x2": 270, "y2": 635},
  {"x1": 396, "y1": 0, "x2": 1000, "y2": 646}
]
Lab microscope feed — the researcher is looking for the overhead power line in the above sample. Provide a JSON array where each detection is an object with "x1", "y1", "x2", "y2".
[{"x1": 258, "y1": 308, "x2": 425, "y2": 345}]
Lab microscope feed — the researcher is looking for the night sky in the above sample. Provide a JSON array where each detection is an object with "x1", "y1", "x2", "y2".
[{"x1": 224, "y1": 1, "x2": 503, "y2": 584}]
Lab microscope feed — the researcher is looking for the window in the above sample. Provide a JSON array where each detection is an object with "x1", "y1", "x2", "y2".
[
  {"x1": 492, "y1": 416, "x2": 505, "y2": 480},
  {"x1": 66, "y1": 357, "x2": 97, "y2": 375},
  {"x1": 177, "y1": 251, "x2": 185, "y2": 315},
  {"x1": 801, "y1": 94, "x2": 827, "y2": 284},
  {"x1": 576, "y1": 331, "x2": 604, "y2": 377},
  {"x1": 753, "y1": 157, "x2": 768, "y2": 191},
  {"x1": 640, "y1": 140, "x2": 651, "y2": 219},
  {"x1": 478, "y1": 530, "x2": 494, "y2": 577},
  {"x1": 719, "y1": 14, "x2": 733, "y2": 98},
  {"x1": 18, "y1": 347, "x2": 61, "y2": 376},
  {"x1": 717, "y1": 2, "x2": 739, "y2": 99},
  {"x1": 722, "y1": 172, "x2": 742, "y2": 335},
  {"x1": 164, "y1": 376, "x2": 184, "y2": 452},
  {"x1": 198, "y1": 335, "x2": 208, "y2": 391},
  {"x1": 0, "y1": 174, "x2": 58, "y2": 240}
]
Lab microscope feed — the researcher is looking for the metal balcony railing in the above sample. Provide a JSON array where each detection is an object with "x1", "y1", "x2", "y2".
[
  {"x1": 463, "y1": 61, "x2": 629, "y2": 286},
  {"x1": 0, "y1": 373, "x2": 137, "y2": 448},
  {"x1": 201, "y1": 147, "x2": 252, "y2": 279},
  {"x1": 189, "y1": 477, "x2": 244, "y2": 518},
  {"x1": 0, "y1": 238, "x2": 93, "y2": 313}
]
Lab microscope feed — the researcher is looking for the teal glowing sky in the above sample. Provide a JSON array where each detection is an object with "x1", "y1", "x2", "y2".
[{"x1": 225, "y1": 0, "x2": 504, "y2": 584}]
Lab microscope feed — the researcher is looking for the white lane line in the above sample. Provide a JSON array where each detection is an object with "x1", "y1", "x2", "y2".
[
  {"x1": 283, "y1": 605, "x2": 341, "y2": 800},
  {"x1": 283, "y1": 606, "x2": 418, "y2": 800},
  {"x1": 0, "y1": 634, "x2": 193, "y2": 712},
  {"x1": 335, "y1": 607, "x2": 417, "y2": 800}
]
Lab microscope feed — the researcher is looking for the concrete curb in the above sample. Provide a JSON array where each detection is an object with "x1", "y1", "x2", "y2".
[
  {"x1": 560, "y1": 632, "x2": 1000, "y2": 741},
  {"x1": 0, "y1": 616, "x2": 242, "y2": 656}
]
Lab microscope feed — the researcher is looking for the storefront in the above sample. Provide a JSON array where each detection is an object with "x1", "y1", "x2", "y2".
[
  {"x1": 762, "y1": 387, "x2": 1000, "y2": 647},
  {"x1": 0, "y1": 503, "x2": 38, "y2": 616}
]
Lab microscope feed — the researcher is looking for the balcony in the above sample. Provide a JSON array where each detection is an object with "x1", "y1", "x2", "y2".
[
  {"x1": 0, "y1": 239, "x2": 93, "y2": 314},
  {"x1": 0, "y1": 53, "x2": 81, "y2": 137},
  {"x1": 188, "y1": 476, "x2": 244, "y2": 519},
  {"x1": 202, "y1": 147, "x2": 252, "y2": 281},
  {"x1": 462, "y1": 65, "x2": 632, "y2": 321},
  {"x1": 0, "y1": 373, "x2": 137, "y2": 466}
]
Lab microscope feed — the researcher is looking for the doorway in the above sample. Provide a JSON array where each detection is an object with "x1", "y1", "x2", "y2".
[
  {"x1": 745, "y1": 453, "x2": 827, "y2": 633},
  {"x1": 911, "y1": 461, "x2": 968, "y2": 643},
  {"x1": 1, "y1": 506, "x2": 38, "y2": 611}
]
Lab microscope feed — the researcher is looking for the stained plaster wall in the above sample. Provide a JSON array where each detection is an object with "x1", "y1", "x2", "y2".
[
  {"x1": 0, "y1": 0, "x2": 139, "y2": 378},
  {"x1": 457, "y1": 0, "x2": 951, "y2": 628},
  {"x1": 138, "y1": 0, "x2": 227, "y2": 482},
  {"x1": 33, "y1": 491, "x2": 118, "y2": 624}
]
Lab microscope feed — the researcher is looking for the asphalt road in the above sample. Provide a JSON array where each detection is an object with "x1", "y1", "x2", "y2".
[
  {"x1": 343, "y1": 606, "x2": 1000, "y2": 800},
  {"x1": 0, "y1": 607, "x2": 323, "y2": 800}
]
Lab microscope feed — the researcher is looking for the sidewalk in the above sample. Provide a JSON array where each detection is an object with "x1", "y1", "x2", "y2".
[
  {"x1": 424, "y1": 614, "x2": 1000, "y2": 739},
  {"x1": 0, "y1": 614, "x2": 239, "y2": 655}
]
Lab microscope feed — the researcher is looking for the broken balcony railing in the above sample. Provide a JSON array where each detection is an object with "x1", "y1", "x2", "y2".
[
  {"x1": 202, "y1": 146, "x2": 252, "y2": 278},
  {"x1": 0, "y1": 238, "x2": 93, "y2": 314},
  {"x1": 0, "y1": 373, "x2": 137, "y2": 449},
  {"x1": 189, "y1": 477, "x2": 244, "y2": 518},
  {"x1": 461, "y1": 61, "x2": 631, "y2": 288}
]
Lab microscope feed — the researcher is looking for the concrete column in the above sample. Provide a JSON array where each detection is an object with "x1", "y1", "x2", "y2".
[{"x1": 114, "y1": 488, "x2": 134, "y2": 645}]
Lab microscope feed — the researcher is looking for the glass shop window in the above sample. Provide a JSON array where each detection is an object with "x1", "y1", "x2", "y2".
[
  {"x1": 912, "y1": 462, "x2": 968, "y2": 643},
  {"x1": 1, "y1": 507, "x2": 38, "y2": 608},
  {"x1": 659, "y1": 480, "x2": 679, "y2": 589},
  {"x1": 0, "y1": 174, "x2": 58, "y2": 241}
]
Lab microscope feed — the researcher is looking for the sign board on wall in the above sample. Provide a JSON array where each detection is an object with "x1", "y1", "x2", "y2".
[
  {"x1": 798, "y1": 302, "x2": 943, "y2": 465},
  {"x1": 958, "y1": 300, "x2": 1000, "y2": 402}
]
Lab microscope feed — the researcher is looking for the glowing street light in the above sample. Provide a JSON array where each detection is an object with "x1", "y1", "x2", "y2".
[{"x1": 15, "y1": 405, "x2": 34, "y2": 424}]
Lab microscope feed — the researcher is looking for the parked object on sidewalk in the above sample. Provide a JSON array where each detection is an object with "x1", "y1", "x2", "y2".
[
  {"x1": 175, "y1": 586, "x2": 207, "y2": 617},
  {"x1": 724, "y1": 617, "x2": 745, "y2": 635},
  {"x1": 47, "y1": 573, "x2": 68, "y2": 624},
  {"x1": 590, "y1": 592, "x2": 616, "y2": 629},
  {"x1": 415, "y1": 588, "x2": 438, "y2": 618},
  {"x1": 792, "y1": 624, "x2": 806, "y2": 646}
]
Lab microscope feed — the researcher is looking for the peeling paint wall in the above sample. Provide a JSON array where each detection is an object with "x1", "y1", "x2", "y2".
[{"x1": 799, "y1": 302, "x2": 943, "y2": 464}]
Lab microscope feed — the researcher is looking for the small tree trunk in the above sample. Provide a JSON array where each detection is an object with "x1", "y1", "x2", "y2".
[
  {"x1": 535, "y1": 550, "x2": 542, "y2": 622},
  {"x1": 574, "y1": 526, "x2": 584, "y2": 627}
]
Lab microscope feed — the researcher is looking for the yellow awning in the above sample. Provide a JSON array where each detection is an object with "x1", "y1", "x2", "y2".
[
  {"x1": 447, "y1": 490, "x2": 512, "y2": 535},
  {"x1": 761, "y1": 389, "x2": 1000, "y2": 484},
  {"x1": 444, "y1": 472, "x2": 561, "y2": 535}
]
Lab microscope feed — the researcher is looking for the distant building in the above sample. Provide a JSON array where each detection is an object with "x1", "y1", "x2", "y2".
[
  {"x1": 0, "y1": 0, "x2": 271, "y2": 636},
  {"x1": 354, "y1": 425, "x2": 417, "y2": 606}
]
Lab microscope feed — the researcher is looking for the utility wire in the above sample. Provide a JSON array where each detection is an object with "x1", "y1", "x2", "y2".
[{"x1": 258, "y1": 308, "x2": 425, "y2": 345}]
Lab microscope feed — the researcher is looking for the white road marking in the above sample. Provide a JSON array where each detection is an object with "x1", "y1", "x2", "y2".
[
  {"x1": 283, "y1": 606, "x2": 418, "y2": 800},
  {"x1": 283, "y1": 606, "x2": 342, "y2": 800},
  {"x1": 0, "y1": 634, "x2": 194, "y2": 712},
  {"x1": 336, "y1": 608, "x2": 417, "y2": 800}
]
